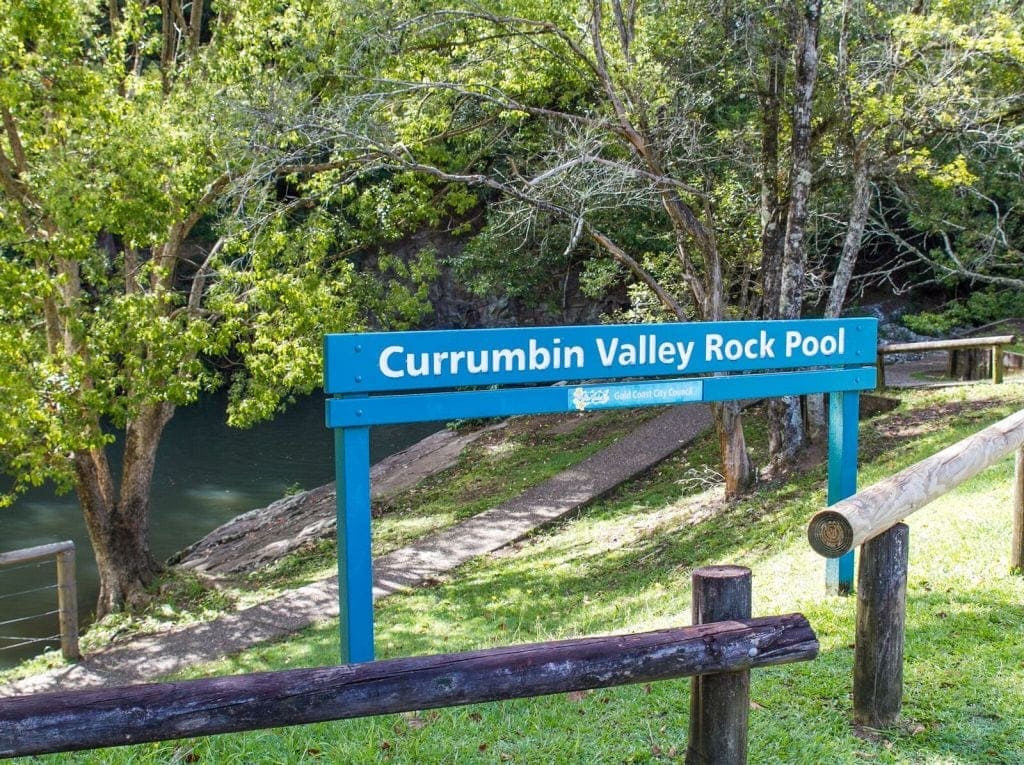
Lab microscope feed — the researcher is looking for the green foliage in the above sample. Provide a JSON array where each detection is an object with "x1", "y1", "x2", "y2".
[
  {"x1": 0, "y1": 0, "x2": 437, "y2": 608},
  {"x1": 3, "y1": 0, "x2": 1022, "y2": 607},
  {"x1": 902, "y1": 289, "x2": 1024, "y2": 336},
  {"x1": 0, "y1": 0, "x2": 438, "y2": 491}
]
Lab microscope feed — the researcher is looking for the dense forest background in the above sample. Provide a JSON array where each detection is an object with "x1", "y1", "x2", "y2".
[{"x1": 1, "y1": 0, "x2": 1021, "y2": 613}]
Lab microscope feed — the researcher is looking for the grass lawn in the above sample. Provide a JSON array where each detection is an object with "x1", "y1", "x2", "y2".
[{"x1": 18, "y1": 385, "x2": 1024, "y2": 763}]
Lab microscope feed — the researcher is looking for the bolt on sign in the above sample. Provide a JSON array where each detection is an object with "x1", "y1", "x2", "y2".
[{"x1": 325, "y1": 318, "x2": 877, "y2": 662}]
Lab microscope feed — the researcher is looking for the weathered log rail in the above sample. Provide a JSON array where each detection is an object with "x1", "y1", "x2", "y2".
[
  {"x1": 0, "y1": 541, "x2": 79, "y2": 662},
  {"x1": 808, "y1": 408, "x2": 1024, "y2": 559},
  {"x1": 807, "y1": 407, "x2": 1024, "y2": 727},
  {"x1": 875, "y1": 334, "x2": 1016, "y2": 387},
  {"x1": 0, "y1": 567, "x2": 817, "y2": 763}
]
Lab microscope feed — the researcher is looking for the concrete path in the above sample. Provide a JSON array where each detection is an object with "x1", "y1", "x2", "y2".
[
  {"x1": 1, "y1": 403, "x2": 713, "y2": 696},
  {"x1": 881, "y1": 351, "x2": 967, "y2": 389}
]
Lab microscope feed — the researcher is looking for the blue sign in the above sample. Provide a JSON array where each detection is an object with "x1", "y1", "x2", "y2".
[
  {"x1": 325, "y1": 368, "x2": 874, "y2": 428},
  {"x1": 325, "y1": 318, "x2": 876, "y2": 394},
  {"x1": 325, "y1": 318, "x2": 877, "y2": 663}
]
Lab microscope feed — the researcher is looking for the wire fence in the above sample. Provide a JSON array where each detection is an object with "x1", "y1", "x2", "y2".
[
  {"x1": 0, "y1": 559, "x2": 56, "y2": 576},
  {"x1": 0, "y1": 543, "x2": 79, "y2": 661}
]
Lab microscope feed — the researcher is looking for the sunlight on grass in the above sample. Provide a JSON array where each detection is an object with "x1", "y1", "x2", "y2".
[{"x1": 22, "y1": 386, "x2": 1024, "y2": 764}]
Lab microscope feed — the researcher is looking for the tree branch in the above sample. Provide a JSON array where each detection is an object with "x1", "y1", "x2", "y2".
[{"x1": 2, "y1": 107, "x2": 28, "y2": 173}]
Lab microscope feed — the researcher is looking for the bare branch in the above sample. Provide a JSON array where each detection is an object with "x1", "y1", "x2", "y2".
[
  {"x1": 2, "y1": 107, "x2": 28, "y2": 173},
  {"x1": 187, "y1": 234, "x2": 227, "y2": 313},
  {"x1": 180, "y1": 173, "x2": 232, "y2": 237}
]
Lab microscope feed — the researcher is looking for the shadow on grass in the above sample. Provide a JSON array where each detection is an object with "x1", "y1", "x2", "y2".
[{"x1": 891, "y1": 588, "x2": 1024, "y2": 762}]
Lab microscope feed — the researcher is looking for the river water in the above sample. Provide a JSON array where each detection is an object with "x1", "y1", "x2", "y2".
[{"x1": 0, "y1": 393, "x2": 438, "y2": 669}]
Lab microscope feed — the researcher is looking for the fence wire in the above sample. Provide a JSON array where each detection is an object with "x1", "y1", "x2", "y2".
[
  {"x1": 0, "y1": 547, "x2": 72, "y2": 661},
  {"x1": 0, "y1": 634, "x2": 60, "y2": 652},
  {"x1": 0, "y1": 609, "x2": 60, "y2": 628},
  {"x1": 0, "y1": 559, "x2": 55, "y2": 575},
  {"x1": 0, "y1": 583, "x2": 58, "y2": 602}
]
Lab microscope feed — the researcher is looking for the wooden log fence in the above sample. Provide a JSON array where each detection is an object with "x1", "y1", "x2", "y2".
[
  {"x1": 0, "y1": 541, "x2": 79, "y2": 662},
  {"x1": 853, "y1": 523, "x2": 909, "y2": 727},
  {"x1": 807, "y1": 407, "x2": 1024, "y2": 727},
  {"x1": 1013, "y1": 447, "x2": 1024, "y2": 572},
  {"x1": 687, "y1": 566, "x2": 752, "y2": 764},
  {"x1": 0, "y1": 569, "x2": 818, "y2": 762},
  {"x1": 875, "y1": 334, "x2": 1016, "y2": 388},
  {"x1": 807, "y1": 408, "x2": 1024, "y2": 559}
]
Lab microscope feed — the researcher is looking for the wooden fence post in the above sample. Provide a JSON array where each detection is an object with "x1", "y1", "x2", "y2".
[
  {"x1": 1012, "y1": 447, "x2": 1024, "y2": 573},
  {"x1": 854, "y1": 523, "x2": 909, "y2": 728},
  {"x1": 992, "y1": 345, "x2": 1004, "y2": 385},
  {"x1": 55, "y1": 546, "x2": 80, "y2": 661},
  {"x1": 687, "y1": 565, "x2": 751, "y2": 765},
  {"x1": 876, "y1": 351, "x2": 886, "y2": 390}
]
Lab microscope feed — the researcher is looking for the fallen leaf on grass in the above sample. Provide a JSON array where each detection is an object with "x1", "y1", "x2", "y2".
[
  {"x1": 566, "y1": 690, "x2": 592, "y2": 702},
  {"x1": 406, "y1": 718, "x2": 426, "y2": 730}
]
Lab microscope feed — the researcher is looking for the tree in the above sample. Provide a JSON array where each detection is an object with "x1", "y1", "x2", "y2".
[
  {"x1": 0, "y1": 0, "x2": 430, "y2": 616},
  {"x1": 757, "y1": 0, "x2": 823, "y2": 465},
  {"x1": 256, "y1": 0, "x2": 768, "y2": 494},
  {"x1": 811, "y1": 0, "x2": 1024, "y2": 307}
]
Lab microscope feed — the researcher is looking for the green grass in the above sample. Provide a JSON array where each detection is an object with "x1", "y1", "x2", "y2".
[
  {"x1": 18, "y1": 385, "x2": 1024, "y2": 763},
  {"x1": 240, "y1": 408, "x2": 663, "y2": 595},
  {"x1": 367, "y1": 408, "x2": 664, "y2": 558},
  {"x1": 0, "y1": 409, "x2": 656, "y2": 686}
]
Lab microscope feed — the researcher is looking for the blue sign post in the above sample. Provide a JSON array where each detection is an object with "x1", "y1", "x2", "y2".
[{"x1": 325, "y1": 318, "x2": 876, "y2": 662}]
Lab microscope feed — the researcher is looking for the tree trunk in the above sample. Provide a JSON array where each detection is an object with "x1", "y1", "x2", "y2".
[
  {"x1": 808, "y1": 0, "x2": 873, "y2": 444},
  {"x1": 769, "y1": 0, "x2": 822, "y2": 469},
  {"x1": 806, "y1": 145, "x2": 873, "y2": 440},
  {"x1": 760, "y1": 34, "x2": 788, "y2": 321},
  {"x1": 704, "y1": 261, "x2": 754, "y2": 497},
  {"x1": 714, "y1": 401, "x2": 754, "y2": 499},
  {"x1": 826, "y1": 146, "x2": 872, "y2": 319},
  {"x1": 76, "y1": 401, "x2": 174, "y2": 617}
]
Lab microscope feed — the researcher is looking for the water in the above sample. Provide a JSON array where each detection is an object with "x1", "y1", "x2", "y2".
[{"x1": 0, "y1": 393, "x2": 439, "y2": 669}]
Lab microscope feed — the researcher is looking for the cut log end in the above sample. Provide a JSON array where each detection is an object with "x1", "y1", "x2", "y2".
[
  {"x1": 808, "y1": 511, "x2": 854, "y2": 558},
  {"x1": 693, "y1": 564, "x2": 751, "y2": 580}
]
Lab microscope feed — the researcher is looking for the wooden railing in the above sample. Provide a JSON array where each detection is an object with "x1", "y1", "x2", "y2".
[
  {"x1": 0, "y1": 567, "x2": 817, "y2": 764},
  {"x1": 0, "y1": 542, "x2": 80, "y2": 662},
  {"x1": 807, "y1": 408, "x2": 1024, "y2": 727},
  {"x1": 875, "y1": 334, "x2": 1016, "y2": 387}
]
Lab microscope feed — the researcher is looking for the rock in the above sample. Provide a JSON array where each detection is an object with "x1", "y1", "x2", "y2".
[{"x1": 170, "y1": 423, "x2": 504, "y2": 576}]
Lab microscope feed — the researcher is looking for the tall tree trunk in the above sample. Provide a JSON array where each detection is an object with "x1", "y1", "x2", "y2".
[
  {"x1": 825, "y1": 151, "x2": 872, "y2": 319},
  {"x1": 75, "y1": 401, "x2": 174, "y2": 617},
  {"x1": 760, "y1": 35, "x2": 788, "y2": 320},
  {"x1": 808, "y1": 0, "x2": 872, "y2": 441},
  {"x1": 769, "y1": 0, "x2": 822, "y2": 469},
  {"x1": 806, "y1": 145, "x2": 873, "y2": 438},
  {"x1": 704, "y1": 277, "x2": 754, "y2": 497},
  {"x1": 715, "y1": 401, "x2": 753, "y2": 498}
]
